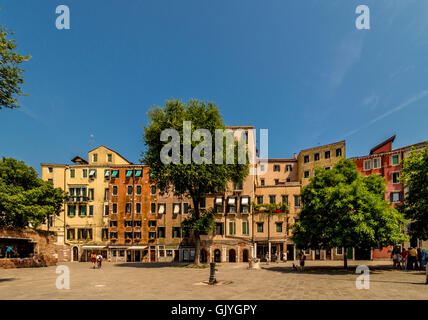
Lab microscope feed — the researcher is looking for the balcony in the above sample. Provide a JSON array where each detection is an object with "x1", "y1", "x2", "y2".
[{"x1": 67, "y1": 196, "x2": 89, "y2": 203}]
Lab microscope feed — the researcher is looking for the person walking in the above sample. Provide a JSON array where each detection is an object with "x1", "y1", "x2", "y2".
[
  {"x1": 401, "y1": 248, "x2": 409, "y2": 270},
  {"x1": 408, "y1": 247, "x2": 418, "y2": 270},
  {"x1": 299, "y1": 251, "x2": 306, "y2": 272},
  {"x1": 91, "y1": 253, "x2": 97, "y2": 269},
  {"x1": 97, "y1": 254, "x2": 103, "y2": 269},
  {"x1": 5, "y1": 246, "x2": 13, "y2": 258},
  {"x1": 392, "y1": 248, "x2": 399, "y2": 270},
  {"x1": 417, "y1": 248, "x2": 423, "y2": 271}
]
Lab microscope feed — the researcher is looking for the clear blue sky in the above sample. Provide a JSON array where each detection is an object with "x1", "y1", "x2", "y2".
[{"x1": 1, "y1": 0, "x2": 427, "y2": 174}]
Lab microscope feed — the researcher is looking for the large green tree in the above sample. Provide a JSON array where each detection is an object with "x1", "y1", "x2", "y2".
[
  {"x1": 0, "y1": 157, "x2": 65, "y2": 228},
  {"x1": 292, "y1": 158, "x2": 407, "y2": 268},
  {"x1": 399, "y1": 144, "x2": 428, "y2": 241},
  {"x1": 142, "y1": 98, "x2": 249, "y2": 264},
  {"x1": 0, "y1": 10, "x2": 31, "y2": 110}
]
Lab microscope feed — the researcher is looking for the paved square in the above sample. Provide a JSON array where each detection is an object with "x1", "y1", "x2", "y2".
[{"x1": 0, "y1": 261, "x2": 426, "y2": 300}]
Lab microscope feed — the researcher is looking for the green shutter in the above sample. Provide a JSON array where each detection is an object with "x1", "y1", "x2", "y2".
[
  {"x1": 111, "y1": 170, "x2": 119, "y2": 178},
  {"x1": 126, "y1": 170, "x2": 133, "y2": 177},
  {"x1": 135, "y1": 170, "x2": 142, "y2": 177}
]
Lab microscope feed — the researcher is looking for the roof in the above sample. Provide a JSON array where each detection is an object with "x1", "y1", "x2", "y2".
[
  {"x1": 259, "y1": 158, "x2": 297, "y2": 163},
  {"x1": 369, "y1": 135, "x2": 396, "y2": 155},
  {"x1": 71, "y1": 156, "x2": 88, "y2": 164},
  {"x1": 350, "y1": 140, "x2": 427, "y2": 160},
  {"x1": 299, "y1": 140, "x2": 346, "y2": 154},
  {"x1": 226, "y1": 125, "x2": 255, "y2": 129},
  {"x1": 87, "y1": 145, "x2": 133, "y2": 164}
]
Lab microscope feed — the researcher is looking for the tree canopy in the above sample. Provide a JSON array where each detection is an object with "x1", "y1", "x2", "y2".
[
  {"x1": 292, "y1": 158, "x2": 407, "y2": 267},
  {"x1": 0, "y1": 11, "x2": 31, "y2": 110},
  {"x1": 399, "y1": 144, "x2": 428, "y2": 241},
  {"x1": 0, "y1": 157, "x2": 65, "y2": 228},
  {"x1": 142, "y1": 98, "x2": 249, "y2": 264}
]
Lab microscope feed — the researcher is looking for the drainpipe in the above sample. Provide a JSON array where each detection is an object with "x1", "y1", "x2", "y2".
[{"x1": 64, "y1": 166, "x2": 69, "y2": 246}]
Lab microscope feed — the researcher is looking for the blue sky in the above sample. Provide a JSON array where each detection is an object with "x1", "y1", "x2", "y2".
[{"x1": 1, "y1": 0, "x2": 427, "y2": 173}]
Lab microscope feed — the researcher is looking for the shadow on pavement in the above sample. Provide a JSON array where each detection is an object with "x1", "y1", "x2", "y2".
[
  {"x1": 113, "y1": 262, "x2": 199, "y2": 268},
  {"x1": 0, "y1": 278, "x2": 16, "y2": 283},
  {"x1": 263, "y1": 264, "x2": 393, "y2": 275}
]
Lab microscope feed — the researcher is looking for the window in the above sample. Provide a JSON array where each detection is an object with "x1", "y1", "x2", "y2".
[
  {"x1": 256, "y1": 196, "x2": 263, "y2": 204},
  {"x1": 110, "y1": 220, "x2": 117, "y2": 227},
  {"x1": 183, "y1": 203, "x2": 190, "y2": 214},
  {"x1": 269, "y1": 195, "x2": 276, "y2": 204},
  {"x1": 200, "y1": 197, "x2": 206, "y2": 209},
  {"x1": 305, "y1": 249, "x2": 310, "y2": 255},
  {"x1": 282, "y1": 195, "x2": 288, "y2": 205},
  {"x1": 390, "y1": 192, "x2": 402, "y2": 203},
  {"x1": 151, "y1": 186, "x2": 156, "y2": 195},
  {"x1": 89, "y1": 169, "x2": 96, "y2": 178},
  {"x1": 104, "y1": 204, "x2": 109, "y2": 216},
  {"x1": 70, "y1": 169, "x2": 75, "y2": 178},
  {"x1": 110, "y1": 232, "x2": 118, "y2": 240},
  {"x1": 149, "y1": 232, "x2": 156, "y2": 239},
  {"x1": 92, "y1": 154, "x2": 98, "y2": 162},
  {"x1": 127, "y1": 185, "x2": 133, "y2": 195},
  {"x1": 107, "y1": 154, "x2": 112, "y2": 162},
  {"x1": 48, "y1": 215, "x2": 54, "y2": 227},
  {"x1": 88, "y1": 205, "x2": 94, "y2": 217},
  {"x1": 89, "y1": 188, "x2": 94, "y2": 201},
  {"x1": 125, "y1": 232, "x2": 133, "y2": 240},
  {"x1": 274, "y1": 179, "x2": 279, "y2": 185},
  {"x1": 135, "y1": 170, "x2": 142, "y2": 177},
  {"x1": 314, "y1": 153, "x2": 320, "y2": 161},
  {"x1": 234, "y1": 181, "x2": 243, "y2": 190},
  {"x1": 133, "y1": 232, "x2": 141, "y2": 239},
  {"x1": 325, "y1": 151, "x2": 330, "y2": 159},
  {"x1": 173, "y1": 203, "x2": 181, "y2": 214},
  {"x1": 392, "y1": 172, "x2": 400, "y2": 184},
  {"x1": 134, "y1": 220, "x2": 142, "y2": 227},
  {"x1": 260, "y1": 179, "x2": 265, "y2": 186},
  {"x1": 304, "y1": 155, "x2": 309, "y2": 163},
  {"x1": 48, "y1": 167, "x2": 53, "y2": 173},
  {"x1": 125, "y1": 170, "x2": 133, "y2": 178},
  {"x1": 391, "y1": 154, "x2": 400, "y2": 166},
  {"x1": 242, "y1": 221, "x2": 249, "y2": 235},
  {"x1": 286, "y1": 178, "x2": 290, "y2": 182},
  {"x1": 126, "y1": 203, "x2": 132, "y2": 214},
  {"x1": 136, "y1": 185, "x2": 142, "y2": 195},
  {"x1": 260, "y1": 164, "x2": 265, "y2": 172},
  {"x1": 82, "y1": 169, "x2": 88, "y2": 178},
  {"x1": 158, "y1": 203, "x2": 166, "y2": 214},
  {"x1": 215, "y1": 223, "x2": 224, "y2": 235},
  {"x1": 336, "y1": 148, "x2": 342, "y2": 157},
  {"x1": 79, "y1": 205, "x2": 87, "y2": 216},
  {"x1": 136, "y1": 203, "x2": 141, "y2": 214},
  {"x1": 325, "y1": 167, "x2": 330, "y2": 170},
  {"x1": 125, "y1": 220, "x2": 133, "y2": 227},
  {"x1": 148, "y1": 220, "x2": 156, "y2": 227},
  {"x1": 102, "y1": 228, "x2": 108, "y2": 240},
  {"x1": 111, "y1": 170, "x2": 119, "y2": 178},
  {"x1": 276, "y1": 222, "x2": 283, "y2": 233},
  {"x1": 373, "y1": 158, "x2": 381, "y2": 169},
  {"x1": 304, "y1": 170, "x2": 310, "y2": 178},
  {"x1": 112, "y1": 203, "x2": 117, "y2": 214},
  {"x1": 112, "y1": 186, "x2": 118, "y2": 196},
  {"x1": 68, "y1": 205, "x2": 76, "y2": 216},
  {"x1": 257, "y1": 222, "x2": 264, "y2": 233},
  {"x1": 157, "y1": 227, "x2": 165, "y2": 238},
  {"x1": 172, "y1": 227, "x2": 181, "y2": 238},
  {"x1": 364, "y1": 160, "x2": 371, "y2": 170},
  {"x1": 104, "y1": 188, "x2": 109, "y2": 201},
  {"x1": 229, "y1": 221, "x2": 236, "y2": 235},
  {"x1": 104, "y1": 170, "x2": 110, "y2": 178},
  {"x1": 294, "y1": 195, "x2": 301, "y2": 207},
  {"x1": 182, "y1": 228, "x2": 190, "y2": 238},
  {"x1": 273, "y1": 165, "x2": 280, "y2": 172},
  {"x1": 286, "y1": 165, "x2": 292, "y2": 171},
  {"x1": 78, "y1": 228, "x2": 92, "y2": 240},
  {"x1": 227, "y1": 198, "x2": 236, "y2": 213},
  {"x1": 336, "y1": 247, "x2": 343, "y2": 255},
  {"x1": 67, "y1": 229, "x2": 75, "y2": 240},
  {"x1": 241, "y1": 197, "x2": 250, "y2": 213},
  {"x1": 151, "y1": 203, "x2": 156, "y2": 214},
  {"x1": 48, "y1": 178, "x2": 53, "y2": 185}
]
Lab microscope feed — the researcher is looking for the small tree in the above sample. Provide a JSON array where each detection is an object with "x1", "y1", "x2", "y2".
[
  {"x1": 292, "y1": 158, "x2": 407, "y2": 268},
  {"x1": 399, "y1": 144, "x2": 428, "y2": 241},
  {"x1": 142, "y1": 99, "x2": 249, "y2": 265},
  {"x1": 0, "y1": 157, "x2": 66, "y2": 228},
  {"x1": 0, "y1": 11, "x2": 31, "y2": 110}
]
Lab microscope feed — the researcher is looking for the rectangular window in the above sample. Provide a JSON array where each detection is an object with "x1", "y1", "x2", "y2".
[
  {"x1": 336, "y1": 148, "x2": 342, "y2": 157},
  {"x1": 112, "y1": 186, "x2": 118, "y2": 196},
  {"x1": 126, "y1": 203, "x2": 132, "y2": 214},
  {"x1": 110, "y1": 220, "x2": 117, "y2": 227},
  {"x1": 392, "y1": 172, "x2": 400, "y2": 184},
  {"x1": 294, "y1": 195, "x2": 301, "y2": 207},
  {"x1": 104, "y1": 204, "x2": 109, "y2": 216},
  {"x1": 89, "y1": 169, "x2": 96, "y2": 178},
  {"x1": 48, "y1": 167, "x2": 53, "y2": 173},
  {"x1": 391, "y1": 154, "x2": 400, "y2": 165},
  {"x1": 373, "y1": 158, "x2": 381, "y2": 169},
  {"x1": 257, "y1": 222, "x2": 264, "y2": 233},
  {"x1": 172, "y1": 227, "x2": 181, "y2": 238},
  {"x1": 364, "y1": 160, "x2": 371, "y2": 170},
  {"x1": 126, "y1": 170, "x2": 133, "y2": 178},
  {"x1": 151, "y1": 185, "x2": 156, "y2": 195},
  {"x1": 134, "y1": 220, "x2": 142, "y2": 227},
  {"x1": 79, "y1": 205, "x2": 87, "y2": 216},
  {"x1": 127, "y1": 185, "x2": 133, "y2": 195},
  {"x1": 92, "y1": 154, "x2": 98, "y2": 162},
  {"x1": 111, "y1": 170, "x2": 119, "y2": 178},
  {"x1": 82, "y1": 169, "x2": 88, "y2": 178},
  {"x1": 151, "y1": 203, "x2": 156, "y2": 214},
  {"x1": 183, "y1": 203, "x2": 189, "y2": 214},
  {"x1": 325, "y1": 151, "x2": 330, "y2": 159},
  {"x1": 314, "y1": 153, "x2": 320, "y2": 161},
  {"x1": 68, "y1": 205, "x2": 76, "y2": 216},
  {"x1": 48, "y1": 178, "x2": 53, "y2": 185},
  {"x1": 215, "y1": 223, "x2": 224, "y2": 236},
  {"x1": 70, "y1": 169, "x2": 75, "y2": 178},
  {"x1": 257, "y1": 196, "x2": 263, "y2": 204},
  {"x1": 242, "y1": 221, "x2": 249, "y2": 235},
  {"x1": 273, "y1": 165, "x2": 280, "y2": 172},
  {"x1": 149, "y1": 232, "x2": 156, "y2": 239},
  {"x1": 135, "y1": 170, "x2": 142, "y2": 177},
  {"x1": 304, "y1": 170, "x2": 310, "y2": 178},
  {"x1": 125, "y1": 232, "x2": 133, "y2": 240},
  {"x1": 136, "y1": 185, "x2": 142, "y2": 195},
  {"x1": 107, "y1": 154, "x2": 112, "y2": 162},
  {"x1": 200, "y1": 197, "x2": 206, "y2": 209},
  {"x1": 304, "y1": 155, "x2": 309, "y2": 163},
  {"x1": 104, "y1": 170, "x2": 110, "y2": 178},
  {"x1": 134, "y1": 232, "x2": 141, "y2": 239},
  {"x1": 102, "y1": 228, "x2": 108, "y2": 240},
  {"x1": 158, "y1": 203, "x2": 166, "y2": 214},
  {"x1": 173, "y1": 203, "x2": 181, "y2": 214},
  {"x1": 89, "y1": 188, "x2": 94, "y2": 201},
  {"x1": 112, "y1": 203, "x2": 117, "y2": 214},
  {"x1": 390, "y1": 192, "x2": 402, "y2": 203},
  {"x1": 286, "y1": 165, "x2": 292, "y2": 171},
  {"x1": 136, "y1": 203, "x2": 141, "y2": 214},
  {"x1": 125, "y1": 220, "x2": 133, "y2": 227},
  {"x1": 282, "y1": 195, "x2": 288, "y2": 204},
  {"x1": 88, "y1": 205, "x2": 94, "y2": 217},
  {"x1": 269, "y1": 195, "x2": 276, "y2": 204},
  {"x1": 104, "y1": 188, "x2": 109, "y2": 201},
  {"x1": 260, "y1": 179, "x2": 265, "y2": 186},
  {"x1": 229, "y1": 221, "x2": 236, "y2": 235},
  {"x1": 67, "y1": 229, "x2": 75, "y2": 240},
  {"x1": 274, "y1": 179, "x2": 279, "y2": 185},
  {"x1": 157, "y1": 227, "x2": 165, "y2": 238},
  {"x1": 336, "y1": 247, "x2": 343, "y2": 255},
  {"x1": 110, "y1": 232, "x2": 117, "y2": 239},
  {"x1": 276, "y1": 222, "x2": 283, "y2": 233},
  {"x1": 149, "y1": 220, "x2": 156, "y2": 227},
  {"x1": 234, "y1": 181, "x2": 243, "y2": 190}
]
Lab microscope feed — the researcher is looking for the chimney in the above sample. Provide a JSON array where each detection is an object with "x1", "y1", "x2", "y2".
[{"x1": 293, "y1": 153, "x2": 297, "y2": 159}]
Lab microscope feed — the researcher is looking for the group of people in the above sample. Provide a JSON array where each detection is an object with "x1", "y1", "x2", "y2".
[
  {"x1": 90, "y1": 253, "x2": 104, "y2": 269},
  {"x1": 392, "y1": 247, "x2": 427, "y2": 270}
]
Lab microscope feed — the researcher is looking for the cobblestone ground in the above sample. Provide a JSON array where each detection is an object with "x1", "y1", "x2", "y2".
[{"x1": 0, "y1": 260, "x2": 426, "y2": 300}]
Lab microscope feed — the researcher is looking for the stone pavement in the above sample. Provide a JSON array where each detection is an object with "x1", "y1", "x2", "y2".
[{"x1": 0, "y1": 260, "x2": 426, "y2": 300}]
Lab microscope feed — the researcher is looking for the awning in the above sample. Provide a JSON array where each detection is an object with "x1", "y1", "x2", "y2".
[
  {"x1": 241, "y1": 197, "x2": 249, "y2": 205},
  {"x1": 158, "y1": 204, "x2": 165, "y2": 214},
  {"x1": 173, "y1": 204, "x2": 180, "y2": 214},
  {"x1": 111, "y1": 170, "x2": 119, "y2": 178},
  {"x1": 126, "y1": 170, "x2": 133, "y2": 177},
  {"x1": 215, "y1": 198, "x2": 223, "y2": 205},
  {"x1": 82, "y1": 245, "x2": 106, "y2": 249},
  {"x1": 228, "y1": 198, "x2": 236, "y2": 206},
  {"x1": 135, "y1": 170, "x2": 142, "y2": 177},
  {"x1": 104, "y1": 170, "x2": 110, "y2": 177},
  {"x1": 128, "y1": 246, "x2": 148, "y2": 250},
  {"x1": 89, "y1": 169, "x2": 96, "y2": 176}
]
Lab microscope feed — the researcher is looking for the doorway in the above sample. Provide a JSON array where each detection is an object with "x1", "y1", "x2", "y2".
[
  {"x1": 174, "y1": 250, "x2": 179, "y2": 262},
  {"x1": 326, "y1": 249, "x2": 331, "y2": 260},
  {"x1": 72, "y1": 246, "x2": 79, "y2": 262},
  {"x1": 200, "y1": 249, "x2": 208, "y2": 263},
  {"x1": 242, "y1": 249, "x2": 249, "y2": 262},
  {"x1": 315, "y1": 249, "x2": 321, "y2": 260},
  {"x1": 150, "y1": 250, "x2": 156, "y2": 262},
  {"x1": 355, "y1": 247, "x2": 371, "y2": 260},
  {"x1": 286, "y1": 245, "x2": 294, "y2": 261},
  {"x1": 126, "y1": 250, "x2": 132, "y2": 262},
  {"x1": 134, "y1": 250, "x2": 141, "y2": 262},
  {"x1": 229, "y1": 249, "x2": 236, "y2": 262},
  {"x1": 214, "y1": 249, "x2": 221, "y2": 262}
]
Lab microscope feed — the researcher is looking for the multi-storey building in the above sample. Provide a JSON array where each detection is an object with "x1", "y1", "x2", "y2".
[{"x1": 40, "y1": 146, "x2": 131, "y2": 262}]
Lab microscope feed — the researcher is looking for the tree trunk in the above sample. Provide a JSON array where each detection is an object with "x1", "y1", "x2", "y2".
[
  {"x1": 192, "y1": 197, "x2": 201, "y2": 266},
  {"x1": 267, "y1": 214, "x2": 270, "y2": 262},
  {"x1": 344, "y1": 247, "x2": 348, "y2": 269}
]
